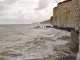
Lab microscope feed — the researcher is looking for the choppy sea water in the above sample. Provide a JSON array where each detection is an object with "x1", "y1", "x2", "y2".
[{"x1": 0, "y1": 24, "x2": 72, "y2": 60}]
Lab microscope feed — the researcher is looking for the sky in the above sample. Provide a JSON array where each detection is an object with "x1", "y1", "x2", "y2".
[{"x1": 0, "y1": 0, "x2": 64, "y2": 24}]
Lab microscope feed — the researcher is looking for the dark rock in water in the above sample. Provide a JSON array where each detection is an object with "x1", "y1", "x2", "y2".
[
  {"x1": 55, "y1": 55, "x2": 76, "y2": 60},
  {"x1": 34, "y1": 26, "x2": 40, "y2": 28},
  {"x1": 46, "y1": 26, "x2": 52, "y2": 28}
]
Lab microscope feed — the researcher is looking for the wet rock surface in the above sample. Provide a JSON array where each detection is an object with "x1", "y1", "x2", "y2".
[{"x1": 54, "y1": 55, "x2": 76, "y2": 60}]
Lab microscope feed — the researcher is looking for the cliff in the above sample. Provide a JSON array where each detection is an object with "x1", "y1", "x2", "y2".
[
  {"x1": 41, "y1": 1, "x2": 74, "y2": 29},
  {"x1": 40, "y1": 0, "x2": 79, "y2": 29},
  {"x1": 40, "y1": 0, "x2": 80, "y2": 59},
  {"x1": 52, "y1": 1, "x2": 74, "y2": 28},
  {"x1": 40, "y1": 20, "x2": 51, "y2": 24},
  {"x1": 40, "y1": 16, "x2": 53, "y2": 24}
]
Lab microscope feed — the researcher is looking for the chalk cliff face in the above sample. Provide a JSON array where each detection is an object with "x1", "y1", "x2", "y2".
[
  {"x1": 40, "y1": 20, "x2": 51, "y2": 24},
  {"x1": 52, "y1": 1, "x2": 74, "y2": 28},
  {"x1": 40, "y1": 16, "x2": 53, "y2": 24},
  {"x1": 72, "y1": 0, "x2": 80, "y2": 31}
]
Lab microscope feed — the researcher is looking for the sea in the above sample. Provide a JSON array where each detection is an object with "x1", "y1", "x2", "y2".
[{"x1": 0, "y1": 24, "x2": 71, "y2": 60}]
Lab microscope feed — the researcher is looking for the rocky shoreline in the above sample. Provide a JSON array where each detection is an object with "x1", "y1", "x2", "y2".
[{"x1": 25, "y1": 55, "x2": 76, "y2": 60}]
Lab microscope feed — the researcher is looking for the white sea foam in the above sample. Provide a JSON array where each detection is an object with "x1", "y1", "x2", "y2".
[{"x1": 0, "y1": 24, "x2": 71, "y2": 60}]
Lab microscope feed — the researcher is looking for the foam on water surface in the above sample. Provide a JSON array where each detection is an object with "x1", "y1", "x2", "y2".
[{"x1": 0, "y1": 24, "x2": 71, "y2": 60}]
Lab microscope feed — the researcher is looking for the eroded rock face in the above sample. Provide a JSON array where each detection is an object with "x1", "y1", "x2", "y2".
[
  {"x1": 72, "y1": 0, "x2": 80, "y2": 31},
  {"x1": 52, "y1": 1, "x2": 74, "y2": 28},
  {"x1": 41, "y1": 0, "x2": 80, "y2": 30},
  {"x1": 72, "y1": 0, "x2": 80, "y2": 59},
  {"x1": 40, "y1": 20, "x2": 51, "y2": 24},
  {"x1": 40, "y1": 16, "x2": 53, "y2": 24},
  {"x1": 54, "y1": 55, "x2": 76, "y2": 60}
]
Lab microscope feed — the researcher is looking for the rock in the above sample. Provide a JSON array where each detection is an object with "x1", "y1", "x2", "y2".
[
  {"x1": 55, "y1": 55, "x2": 76, "y2": 60},
  {"x1": 53, "y1": 1, "x2": 74, "y2": 28}
]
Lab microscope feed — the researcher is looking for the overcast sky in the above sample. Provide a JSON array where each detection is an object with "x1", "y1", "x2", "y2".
[{"x1": 0, "y1": 0, "x2": 64, "y2": 24}]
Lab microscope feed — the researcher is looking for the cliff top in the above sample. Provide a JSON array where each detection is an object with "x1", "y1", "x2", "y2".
[{"x1": 58, "y1": 0, "x2": 72, "y2": 5}]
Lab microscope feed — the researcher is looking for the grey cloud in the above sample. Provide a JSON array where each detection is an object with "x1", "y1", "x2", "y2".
[
  {"x1": 4, "y1": 0, "x2": 17, "y2": 4},
  {"x1": 0, "y1": 6, "x2": 5, "y2": 11},
  {"x1": 0, "y1": 0, "x2": 18, "y2": 18},
  {"x1": 0, "y1": 19, "x2": 34, "y2": 24},
  {"x1": 0, "y1": 1, "x2": 6, "y2": 11},
  {"x1": 35, "y1": 0, "x2": 51, "y2": 10},
  {"x1": 0, "y1": 11, "x2": 3, "y2": 17},
  {"x1": 54, "y1": 0, "x2": 65, "y2": 3},
  {"x1": 36, "y1": 0, "x2": 65, "y2": 10},
  {"x1": 0, "y1": 0, "x2": 17, "y2": 11}
]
